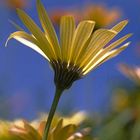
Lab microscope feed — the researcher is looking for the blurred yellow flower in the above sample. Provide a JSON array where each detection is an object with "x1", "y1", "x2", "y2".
[
  {"x1": 5, "y1": 0, "x2": 28, "y2": 9},
  {"x1": 0, "y1": 121, "x2": 18, "y2": 140},
  {"x1": 39, "y1": 111, "x2": 87, "y2": 127},
  {"x1": 112, "y1": 89, "x2": 130, "y2": 112},
  {"x1": 111, "y1": 88, "x2": 140, "y2": 120},
  {"x1": 9, "y1": 119, "x2": 91, "y2": 140},
  {"x1": 119, "y1": 64, "x2": 140, "y2": 85},
  {"x1": 82, "y1": 4, "x2": 121, "y2": 30},
  {"x1": 63, "y1": 111, "x2": 87, "y2": 126},
  {"x1": 0, "y1": 112, "x2": 90, "y2": 140},
  {"x1": 6, "y1": 0, "x2": 131, "y2": 90},
  {"x1": 50, "y1": 4, "x2": 121, "y2": 30},
  {"x1": 50, "y1": 9, "x2": 78, "y2": 26}
]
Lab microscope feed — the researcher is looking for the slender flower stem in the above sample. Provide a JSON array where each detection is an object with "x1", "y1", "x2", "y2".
[{"x1": 42, "y1": 87, "x2": 63, "y2": 140}]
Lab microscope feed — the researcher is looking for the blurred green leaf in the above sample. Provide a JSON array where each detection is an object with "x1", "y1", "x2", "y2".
[
  {"x1": 131, "y1": 119, "x2": 140, "y2": 140},
  {"x1": 98, "y1": 110, "x2": 132, "y2": 140}
]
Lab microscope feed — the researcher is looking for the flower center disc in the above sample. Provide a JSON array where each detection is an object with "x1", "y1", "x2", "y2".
[{"x1": 51, "y1": 60, "x2": 82, "y2": 90}]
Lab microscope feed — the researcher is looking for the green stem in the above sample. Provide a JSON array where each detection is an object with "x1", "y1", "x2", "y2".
[{"x1": 42, "y1": 87, "x2": 63, "y2": 140}]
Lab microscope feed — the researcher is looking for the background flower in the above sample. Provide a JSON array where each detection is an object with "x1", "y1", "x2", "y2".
[
  {"x1": 119, "y1": 64, "x2": 140, "y2": 85},
  {"x1": 50, "y1": 4, "x2": 121, "y2": 30},
  {"x1": 1, "y1": 0, "x2": 29, "y2": 9},
  {"x1": 0, "y1": 112, "x2": 92, "y2": 140}
]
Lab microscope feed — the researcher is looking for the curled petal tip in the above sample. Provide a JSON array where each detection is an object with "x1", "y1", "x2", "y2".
[{"x1": 5, "y1": 38, "x2": 10, "y2": 47}]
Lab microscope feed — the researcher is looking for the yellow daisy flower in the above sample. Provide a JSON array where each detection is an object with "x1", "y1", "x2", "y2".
[
  {"x1": 119, "y1": 64, "x2": 140, "y2": 85},
  {"x1": 9, "y1": 119, "x2": 92, "y2": 140},
  {"x1": 0, "y1": 121, "x2": 19, "y2": 140},
  {"x1": 112, "y1": 89, "x2": 130, "y2": 112},
  {"x1": 82, "y1": 4, "x2": 121, "y2": 30},
  {"x1": 50, "y1": 4, "x2": 120, "y2": 30},
  {"x1": 6, "y1": 0, "x2": 131, "y2": 90},
  {"x1": 0, "y1": 112, "x2": 88, "y2": 140},
  {"x1": 39, "y1": 111, "x2": 87, "y2": 127},
  {"x1": 5, "y1": 0, "x2": 28, "y2": 9},
  {"x1": 6, "y1": 0, "x2": 131, "y2": 139}
]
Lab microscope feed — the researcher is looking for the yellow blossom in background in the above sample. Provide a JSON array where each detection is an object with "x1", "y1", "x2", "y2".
[
  {"x1": 9, "y1": 119, "x2": 92, "y2": 140},
  {"x1": 50, "y1": 9, "x2": 78, "y2": 26},
  {"x1": 0, "y1": 112, "x2": 90, "y2": 140},
  {"x1": 0, "y1": 121, "x2": 18, "y2": 140},
  {"x1": 0, "y1": 121, "x2": 10, "y2": 139},
  {"x1": 50, "y1": 4, "x2": 121, "y2": 30},
  {"x1": 38, "y1": 111, "x2": 87, "y2": 127},
  {"x1": 82, "y1": 4, "x2": 121, "y2": 30},
  {"x1": 111, "y1": 63, "x2": 140, "y2": 121},
  {"x1": 119, "y1": 64, "x2": 140, "y2": 85},
  {"x1": 111, "y1": 88, "x2": 140, "y2": 119},
  {"x1": 118, "y1": 65, "x2": 140, "y2": 120},
  {"x1": 62, "y1": 111, "x2": 87, "y2": 126},
  {"x1": 6, "y1": 0, "x2": 131, "y2": 90},
  {"x1": 5, "y1": 0, "x2": 28, "y2": 9},
  {"x1": 112, "y1": 89, "x2": 130, "y2": 112}
]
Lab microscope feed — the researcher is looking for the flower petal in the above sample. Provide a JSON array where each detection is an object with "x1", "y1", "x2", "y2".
[
  {"x1": 79, "y1": 20, "x2": 130, "y2": 68},
  {"x1": 69, "y1": 20, "x2": 95, "y2": 64},
  {"x1": 36, "y1": 0, "x2": 61, "y2": 59},
  {"x1": 111, "y1": 20, "x2": 128, "y2": 32},
  {"x1": 103, "y1": 34, "x2": 132, "y2": 52},
  {"x1": 80, "y1": 20, "x2": 128, "y2": 65},
  {"x1": 82, "y1": 33, "x2": 132, "y2": 72},
  {"x1": 57, "y1": 124, "x2": 77, "y2": 140},
  {"x1": 6, "y1": 31, "x2": 49, "y2": 60},
  {"x1": 9, "y1": 20, "x2": 24, "y2": 31},
  {"x1": 79, "y1": 29, "x2": 117, "y2": 67},
  {"x1": 83, "y1": 42, "x2": 130, "y2": 75},
  {"x1": 60, "y1": 16, "x2": 75, "y2": 62},
  {"x1": 96, "y1": 42, "x2": 130, "y2": 66},
  {"x1": 17, "y1": 9, "x2": 56, "y2": 60}
]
